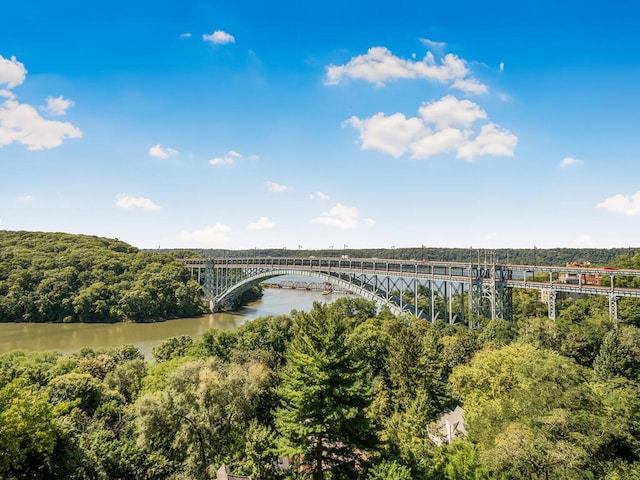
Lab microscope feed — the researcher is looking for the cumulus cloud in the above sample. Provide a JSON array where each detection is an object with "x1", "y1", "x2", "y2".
[
  {"x1": 312, "y1": 203, "x2": 359, "y2": 229},
  {"x1": 347, "y1": 95, "x2": 517, "y2": 162},
  {"x1": 148, "y1": 144, "x2": 178, "y2": 159},
  {"x1": 499, "y1": 62, "x2": 505, "y2": 72},
  {"x1": 0, "y1": 99, "x2": 82, "y2": 150},
  {"x1": 209, "y1": 156, "x2": 235, "y2": 166},
  {"x1": 309, "y1": 191, "x2": 330, "y2": 201},
  {"x1": 418, "y1": 95, "x2": 487, "y2": 129},
  {"x1": 456, "y1": 123, "x2": 518, "y2": 161},
  {"x1": 179, "y1": 223, "x2": 232, "y2": 246},
  {"x1": 451, "y1": 77, "x2": 489, "y2": 95},
  {"x1": 0, "y1": 55, "x2": 82, "y2": 150},
  {"x1": 42, "y1": 96, "x2": 75, "y2": 116},
  {"x1": 209, "y1": 150, "x2": 257, "y2": 166},
  {"x1": 326, "y1": 47, "x2": 472, "y2": 88},
  {"x1": 345, "y1": 112, "x2": 426, "y2": 157},
  {"x1": 114, "y1": 194, "x2": 161, "y2": 211},
  {"x1": 559, "y1": 157, "x2": 584, "y2": 168},
  {"x1": 411, "y1": 127, "x2": 467, "y2": 158},
  {"x1": 597, "y1": 192, "x2": 640, "y2": 216},
  {"x1": 264, "y1": 181, "x2": 290, "y2": 193},
  {"x1": 180, "y1": 32, "x2": 192, "y2": 39},
  {"x1": 0, "y1": 55, "x2": 26, "y2": 88},
  {"x1": 203, "y1": 30, "x2": 235, "y2": 45},
  {"x1": 419, "y1": 38, "x2": 446, "y2": 50},
  {"x1": 247, "y1": 216, "x2": 275, "y2": 230}
]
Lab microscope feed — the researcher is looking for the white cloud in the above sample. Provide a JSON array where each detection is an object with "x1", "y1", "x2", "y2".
[
  {"x1": 264, "y1": 181, "x2": 290, "y2": 193},
  {"x1": 179, "y1": 223, "x2": 232, "y2": 246},
  {"x1": 346, "y1": 112, "x2": 426, "y2": 157},
  {"x1": 312, "y1": 203, "x2": 359, "y2": 229},
  {"x1": 347, "y1": 96, "x2": 517, "y2": 161},
  {"x1": 180, "y1": 32, "x2": 192, "y2": 39},
  {"x1": 42, "y1": 96, "x2": 75, "y2": 116},
  {"x1": 247, "y1": 154, "x2": 260, "y2": 161},
  {"x1": 364, "y1": 218, "x2": 376, "y2": 226},
  {"x1": 309, "y1": 191, "x2": 330, "y2": 201},
  {"x1": 326, "y1": 47, "x2": 470, "y2": 87},
  {"x1": 559, "y1": 157, "x2": 584, "y2": 168},
  {"x1": 451, "y1": 77, "x2": 489, "y2": 95},
  {"x1": 418, "y1": 95, "x2": 487, "y2": 129},
  {"x1": 597, "y1": 192, "x2": 640, "y2": 216},
  {"x1": 148, "y1": 144, "x2": 178, "y2": 159},
  {"x1": 209, "y1": 150, "x2": 256, "y2": 166},
  {"x1": 0, "y1": 55, "x2": 26, "y2": 89},
  {"x1": 411, "y1": 127, "x2": 467, "y2": 158},
  {"x1": 456, "y1": 123, "x2": 517, "y2": 161},
  {"x1": 203, "y1": 30, "x2": 235, "y2": 45},
  {"x1": 419, "y1": 38, "x2": 446, "y2": 50},
  {"x1": 247, "y1": 216, "x2": 275, "y2": 230},
  {"x1": 114, "y1": 194, "x2": 161, "y2": 211},
  {"x1": 17, "y1": 194, "x2": 34, "y2": 202},
  {"x1": 499, "y1": 62, "x2": 505, "y2": 72},
  {"x1": 0, "y1": 99, "x2": 82, "y2": 150},
  {"x1": 0, "y1": 56, "x2": 81, "y2": 151},
  {"x1": 209, "y1": 156, "x2": 235, "y2": 166}
]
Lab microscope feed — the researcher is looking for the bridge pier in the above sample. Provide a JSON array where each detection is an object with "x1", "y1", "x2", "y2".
[
  {"x1": 609, "y1": 294, "x2": 619, "y2": 321},
  {"x1": 546, "y1": 289, "x2": 557, "y2": 320}
]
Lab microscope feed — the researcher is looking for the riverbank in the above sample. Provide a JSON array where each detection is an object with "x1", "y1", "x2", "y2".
[{"x1": 0, "y1": 288, "x2": 347, "y2": 358}]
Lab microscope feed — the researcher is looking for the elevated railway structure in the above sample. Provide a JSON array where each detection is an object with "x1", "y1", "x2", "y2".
[{"x1": 179, "y1": 256, "x2": 640, "y2": 325}]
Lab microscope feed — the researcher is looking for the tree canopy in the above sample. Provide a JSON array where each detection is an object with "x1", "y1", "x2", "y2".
[{"x1": 0, "y1": 230, "x2": 206, "y2": 323}]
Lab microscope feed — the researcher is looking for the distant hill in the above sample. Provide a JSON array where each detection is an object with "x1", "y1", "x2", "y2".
[{"x1": 0, "y1": 230, "x2": 205, "y2": 323}]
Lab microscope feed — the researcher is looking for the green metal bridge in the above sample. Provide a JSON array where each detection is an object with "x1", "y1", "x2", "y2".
[{"x1": 180, "y1": 256, "x2": 640, "y2": 325}]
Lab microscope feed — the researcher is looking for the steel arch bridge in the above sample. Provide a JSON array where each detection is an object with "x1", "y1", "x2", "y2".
[{"x1": 180, "y1": 256, "x2": 640, "y2": 325}]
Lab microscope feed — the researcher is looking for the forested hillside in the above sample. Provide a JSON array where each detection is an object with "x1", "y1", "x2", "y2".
[
  {"x1": 1, "y1": 297, "x2": 639, "y2": 479},
  {"x1": 0, "y1": 231, "x2": 206, "y2": 323}
]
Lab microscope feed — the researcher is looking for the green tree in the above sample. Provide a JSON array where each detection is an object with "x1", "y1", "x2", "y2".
[
  {"x1": 152, "y1": 335, "x2": 194, "y2": 362},
  {"x1": 0, "y1": 379, "x2": 64, "y2": 478},
  {"x1": 368, "y1": 460, "x2": 413, "y2": 480},
  {"x1": 594, "y1": 326, "x2": 640, "y2": 381},
  {"x1": 450, "y1": 343, "x2": 605, "y2": 479},
  {"x1": 276, "y1": 302, "x2": 377, "y2": 479},
  {"x1": 136, "y1": 359, "x2": 272, "y2": 478}
]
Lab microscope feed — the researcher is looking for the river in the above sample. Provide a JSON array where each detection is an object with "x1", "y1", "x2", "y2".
[{"x1": 0, "y1": 287, "x2": 346, "y2": 359}]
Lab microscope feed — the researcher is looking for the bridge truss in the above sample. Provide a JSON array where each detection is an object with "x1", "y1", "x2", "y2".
[{"x1": 180, "y1": 256, "x2": 640, "y2": 325}]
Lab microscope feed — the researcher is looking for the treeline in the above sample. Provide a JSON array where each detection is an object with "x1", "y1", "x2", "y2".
[
  {"x1": 167, "y1": 246, "x2": 638, "y2": 267},
  {"x1": 0, "y1": 231, "x2": 206, "y2": 323},
  {"x1": 2, "y1": 296, "x2": 639, "y2": 479}
]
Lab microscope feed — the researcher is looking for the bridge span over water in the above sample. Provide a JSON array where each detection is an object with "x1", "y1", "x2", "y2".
[{"x1": 179, "y1": 256, "x2": 640, "y2": 325}]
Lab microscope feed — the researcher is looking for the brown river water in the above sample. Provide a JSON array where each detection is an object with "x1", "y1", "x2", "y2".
[{"x1": 0, "y1": 287, "x2": 345, "y2": 359}]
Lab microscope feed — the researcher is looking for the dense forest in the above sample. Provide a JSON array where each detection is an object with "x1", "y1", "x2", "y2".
[
  {"x1": 3, "y1": 230, "x2": 640, "y2": 478},
  {"x1": 0, "y1": 231, "x2": 207, "y2": 323},
  {"x1": 1, "y1": 293, "x2": 640, "y2": 479}
]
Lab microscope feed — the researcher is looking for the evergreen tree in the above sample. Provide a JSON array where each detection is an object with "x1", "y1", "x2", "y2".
[{"x1": 276, "y1": 302, "x2": 376, "y2": 479}]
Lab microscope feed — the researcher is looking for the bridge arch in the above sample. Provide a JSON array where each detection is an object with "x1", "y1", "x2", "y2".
[{"x1": 213, "y1": 268, "x2": 406, "y2": 316}]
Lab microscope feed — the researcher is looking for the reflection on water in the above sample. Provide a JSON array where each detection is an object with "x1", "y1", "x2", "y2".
[{"x1": 0, "y1": 287, "x2": 346, "y2": 358}]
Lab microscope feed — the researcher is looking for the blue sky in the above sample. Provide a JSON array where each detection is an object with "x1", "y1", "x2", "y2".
[{"x1": 1, "y1": 0, "x2": 640, "y2": 250}]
